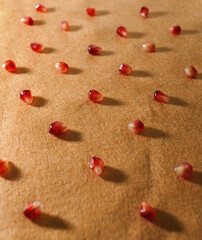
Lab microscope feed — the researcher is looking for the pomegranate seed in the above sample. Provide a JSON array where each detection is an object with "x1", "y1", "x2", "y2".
[
  {"x1": 89, "y1": 157, "x2": 104, "y2": 176},
  {"x1": 88, "y1": 90, "x2": 104, "y2": 103},
  {"x1": 23, "y1": 201, "x2": 43, "y2": 219},
  {"x1": 30, "y1": 42, "x2": 44, "y2": 53},
  {"x1": 140, "y1": 201, "x2": 156, "y2": 220},
  {"x1": 55, "y1": 62, "x2": 69, "y2": 74},
  {"x1": 20, "y1": 90, "x2": 33, "y2": 105},
  {"x1": 35, "y1": 3, "x2": 48, "y2": 13},
  {"x1": 2, "y1": 60, "x2": 16, "y2": 72},
  {"x1": 142, "y1": 42, "x2": 156, "y2": 53},
  {"x1": 140, "y1": 7, "x2": 149, "y2": 18},
  {"x1": 154, "y1": 90, "x2": 169, "y2": 103},
  {"x1": 0, "y1": 159, "x2": 9, "y2": 175},
  {"x1": 88, "y1": 45, "x2": 102, "y2": 55},
  {"x1": 169, "y1": 25, "x2": 181, "y2": 35},
  {"x1": 174, "y1": 162, "x2": 193, "y2": 179},
  {"x1": 86, "y1": 8, "x2": 96, "y2": 16},
  {"x1": 21, "y1": 16, "x2": 34, "y2": 26},
  {"x1": 49, "y1": 121, "x2": 68, "y2": 135},
  {"x1": 184, "y1": 66, "x2": 198, "y2": 78},
  {"x1": 128, "y1": 120, "x2": 144, "y2": 133},
  {"x1": 119, "y1": 64, "x2": 132, "y2": 75},
  {"x1": 117, "y1": 26, "x2": 128, "y2": 38},
  {"x1": 61, "y1": 21, "x2": 69, "y2": 31}
]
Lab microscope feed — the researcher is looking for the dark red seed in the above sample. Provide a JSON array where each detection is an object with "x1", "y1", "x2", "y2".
[
  {"x1": 21, "y1": 16, "x2": 34, "y2": 25},
  {"x1": 184, "y1": 66, "x2": 198, "y2": 78},
  {"x1": 23, "y1": 201, "x2": 42, "y2": 219},
  {"x1": 140, "y1": 201, "x2": 156, "y2": 220},
  {"x1": 2, "y1": 60, "x2": 16, "y2": 72},
  {"x1": 154, "y1": 90, "x2": 169, "y2": 103},
  {"x1": 20, "y1": 90, "x2": 33, "y2": 105},
  {"x1": 88, "y1": 90, "x2": 104, "y2": 103},
  {"x1": 88, "y1": 45, "x2": 102, "y2": 55},
  {"x1": 117, "y1": 26, "x2": 128, "y2": 38},
  {"x1": 140, "y1": 7, "x2": 149, "y2": 18},
  {"x1": 174, "y1": 162, "x2": 193, "y2": 179},
  {"x1": 30, "y1": 42, "x2": 44, "y2": 53},
  {"x1": 49, "y1": 121, "x2": 68, "y2": 135},
  {"x1": 119, "y1": 64, "x2": 132, "y2": 75},
  {"x1": 86, "y1": 8, "x2": 96, "y2": 16},
  {"x1": 128, "y1": 120, "x2": 144, "y2": 133},
  {"x1": 169, "y1": 25, "x2": 181, "y2": 35},
  {"x1": 0, "y1": 159, "x2": 9, "y2": 175}
]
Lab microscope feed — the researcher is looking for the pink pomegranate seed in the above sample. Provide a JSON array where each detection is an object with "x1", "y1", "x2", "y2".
[
  {"x1": 49, "y1": 121, "x2": 68, "y2": 135},
  {"x1": 23, "y1": 201, "x2": 43, "y2": 219},
  {"x1": 61, "y1": 21, "x2": 69, "y2": 31},
  {"x1": 169, "y1": 25, "x2": 181, "y2": 35},
  {"x1": 86, "y1": 8, "x2": 96, "y2": 16},
  {"x1": 2, "y1": 60, "x2": 16, "y2": 72},
  {"x1": 117, "y1": 26, "x2": 128, "y2": 38},
  {"x1": 35, "y1": 3, "x2": 48, "y2": 13},
  {"x1": 88, "y1": 90, "x2": 104, "y2": 103},
  {"x1": 128, "y1": 120, "x2": 144, "y2": 133},
  {"x1": 88, "y1": 45, "x2": 102, "y2": 55},
  {"x1": 154, "y1": 90, "x2": 169, "y2": 103},
  {"x1": 30, "y1": 42, "x2": 44, "y2": 53},
  {"x1": 0, "y1": 159, "x2": 9, "y2": 175},
  {"x1": 174, "y1": 162, "x2": 193, "y2": 179},
  {"x1": 140, "y1": 7, "x2": 149, "y2": 18},
  {"x1": 21, "y1": 16, "x2": 34, "y2": 26},
  {"x1": 20, "y1": 90, "x2": 33, "y2": 105},
  {"x1": 55, "y1": 62, "x2": 69, "y2": 74},
  {"x1": 184, "y1": 66, "x2": 198, "y2": 78},
  {"x1": 140, "y1": 201, "x2": 156, "y2": 220},
  {"x1": 119, "y1": 64, "x2": 132, "y2": 75},
  {"x1": 89, "y1": 157, "x2": 104, "y2": 176},
  {"x1": 142, "y1": 42, "x2": 156, "y2": 53}
]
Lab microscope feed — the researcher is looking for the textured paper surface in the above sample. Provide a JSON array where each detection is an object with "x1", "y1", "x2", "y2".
[{"x1": 0, "y1": 0, "x2": 201, "y2": 239}]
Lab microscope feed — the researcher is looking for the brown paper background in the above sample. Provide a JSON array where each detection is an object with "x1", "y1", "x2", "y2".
[{"x1": 0, "y1": 0, "x2": 201, "y2": 239}]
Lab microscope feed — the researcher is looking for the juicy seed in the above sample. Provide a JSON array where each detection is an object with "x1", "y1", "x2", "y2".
[
  {"x1": 142, "y1": 42, "x2": 156, "y2": 53},
  {"x1": 128, "y1": 120, "x2": 144, "y2": 133},
  {"x1": 89, "y1": 157, "x2": 104, "y2": 176},
  {"x1": 61, "y1": 21, "x2": 69, "y2": 31},
  {"x1": 174, "y1": 162, "x2": 193, "y2": 179},
  {"x1": 20, "y1": 90, "x2": 33, "y2": 105},
  {"x1": 35, "y1": 3, "x2": 48, "y2": 13},
  {"x1": 154, "y1": 90, "x2": 169, "y2": 103},
  {"x1": 30, "y1": 42, "x2": 44, "y2": 53},
  {"x1": 49, "y1": 121, "x2": 68, "y2": 135},
  {"x1": 55, "y1": 62, "x2": 69, "y2": 74},
  {"x1": 86, "y1": 8, "x2": 96, "y2": 16},
  {"x1": 21, "y1": 16, "x2": 34, "y2": 26},
  {"x1": 140, "y1": 7, "x2": 149, "y2": 18},
  {"x1": 0, "y1": 159, "x2": 9, "y2": 175},
  {"x1": 184, "y1": 66, "x2": 198, "y2": 78},
  {"x1": 88, "y1": 90, "x2": 104, "y2": 103},
  {"x1": 88, "y1": 45, "x2": 102, "y2": 55},
  {"x1": 140, "y1": 201, "x2": 156, "y2": 220},
  {"x1": 117, "y1": 26, "x2": 128, "y2": 38},
  {"x1": 2, "y1": 60, "x2": 16, "y2": 72},
  {"x1": 119, "y1": 64, "x2": 132, "y2": 75},
  {"x1": 169, "y1": 25, "x2": 181, "y2": 35},
  {"x1": 23, "y1": 201, "x2": 43, "y2": 219}
]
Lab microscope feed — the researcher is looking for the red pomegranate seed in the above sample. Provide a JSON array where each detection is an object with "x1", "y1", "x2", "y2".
[
  {"x1": 30, "y1": 42, "x2": 44, "y2": 53},
  {"x1": 119, "y1": 64, "x2": 132, "y2": 75},
  {"x1": 174, "y1": 162, "x2": 193, "y2": 179},
  {"x1": 88, "y1": 90, "x2": 104, "y2": 103},
  {"x1": 128, "y1": 120, "x2": 144, "y2": 133},
  {"x1": 117, "y1": 26, "x2": 128, "y2": 38},
  {"x1": 88, "y1": 45, "x2": 102, "y2": 55},
  {"x1": 142, "y1": 42, "x2": 156, "y2": 53},
  {"x1": 49, "y1": 121, "x2": 68, "y2": 135},
  {"x1": 140, "y1": 201, "x2": 156, "y2": 220},
  {"x1": 35, "y1": 3, "x2": 48, "y2": 13},
  {"x1": 23, "y1": 201, "x2": 42, "y2": 219},
  {"x1": 20, "y1": 90, "x2": 33, "y2": 105},
  {"x1": 154, "y1": 90, "x2": 169, "y2": 103},
  {"x1": 21, "y1": 16, "x2": 34, "y2": 26},
  {"x1": 169, "y1": 25, "x2": 181, "y2": 35},
  {"x1": 140, "y1": 7, "x2": 149, "y2": 18},
  {"x1": 89, "y1": 157, "x2": 104, "y2": 176},
  {"x1": 86, "y1": 8, "x2": 96, "y2": 16},
  {"x1": 184, "y1": 66, "x2": 198, "y2": 78},
  {"x1": 61, "y1": 21, "x2": 69, "y2": 31},
  {"x1": 0, "y1": 159, "x2": 9, "y2": 175},
  {"x1": 2, "y1": 60, "x2": 16, "y2": 72},
  {"x1": 55, "y1": 62, "x2": 69, "y2": 74}
]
